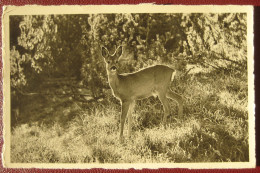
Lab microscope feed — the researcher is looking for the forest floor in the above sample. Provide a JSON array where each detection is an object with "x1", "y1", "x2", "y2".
[{"x1": 10, "y1": 70, "x2": 249, "y2": 163}]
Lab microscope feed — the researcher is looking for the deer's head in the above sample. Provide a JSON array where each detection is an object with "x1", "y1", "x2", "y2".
[{"x1": 102, "y1": 46, "x2": 123, "y2": 74}]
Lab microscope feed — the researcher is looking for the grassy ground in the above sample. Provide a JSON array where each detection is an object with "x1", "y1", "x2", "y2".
[{"x1": 10, "y1": 70, "x2": 249, "y2": 163}]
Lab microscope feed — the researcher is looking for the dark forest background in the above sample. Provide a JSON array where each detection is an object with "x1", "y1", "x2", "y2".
[{"x1": 10, "y1": 13, "x2": 247, "y2": 99}]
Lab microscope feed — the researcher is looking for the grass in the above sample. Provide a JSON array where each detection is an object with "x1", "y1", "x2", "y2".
[{"x1": 10, "y1": 70, "x2": 249, "y2": 163}]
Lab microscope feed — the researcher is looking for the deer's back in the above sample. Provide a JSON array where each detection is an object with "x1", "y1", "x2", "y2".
[{"x1": 116, "y1": 65, "x2": 175, "y2": 101}]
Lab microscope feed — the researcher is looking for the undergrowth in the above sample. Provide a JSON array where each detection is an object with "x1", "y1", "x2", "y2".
[{"x1": 11, "y1": 70, "x2": 249, "y2": 163}]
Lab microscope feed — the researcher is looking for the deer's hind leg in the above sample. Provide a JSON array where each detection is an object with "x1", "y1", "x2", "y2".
[
  {"x1": 166, "y1": 88, "x2": 183, "y2": 118},
  {"x1": 158, "y1": 91, "x2": 170, "y2": 126}
]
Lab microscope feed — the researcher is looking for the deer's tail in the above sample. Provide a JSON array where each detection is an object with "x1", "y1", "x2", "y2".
[{"x1": 171, "y1": 70, "x2": 176, "y2": 82}]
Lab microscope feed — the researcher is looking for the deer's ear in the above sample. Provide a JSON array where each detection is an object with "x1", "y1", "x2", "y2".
[
  {"x1": 116, "y1": 46, "x2": 123, "y2": 58},
  {"x1": 101, "y1": 46, "x2": 109, "y2": 59}
]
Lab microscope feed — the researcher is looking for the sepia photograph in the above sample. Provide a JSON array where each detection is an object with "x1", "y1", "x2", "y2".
[{"x1": 2, "y1": 5, "x2": 255, "y2": 168}]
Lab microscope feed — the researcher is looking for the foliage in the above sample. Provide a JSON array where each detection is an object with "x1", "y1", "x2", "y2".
[
  {"x1": 10, "y1": 46, "x2": 26, "y2": 88},
  {"x1": 10, "y1": 13, "x2": 247, "y2": 95}
]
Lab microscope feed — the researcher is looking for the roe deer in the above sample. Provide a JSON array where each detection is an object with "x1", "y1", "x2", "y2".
[{"x1": 101, "y1": 46, "x2": 183, "y2": 142}]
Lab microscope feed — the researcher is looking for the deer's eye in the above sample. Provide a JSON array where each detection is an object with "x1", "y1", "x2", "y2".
[
  {"x1": 116, "y1": 60, "x2": 119, "y2": 63},
  {"x1": 107, "y1": 60, "x2": 111, "y2": 63}
]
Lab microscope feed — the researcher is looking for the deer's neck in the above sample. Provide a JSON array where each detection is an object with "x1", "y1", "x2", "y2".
[{"x1": 108, "y1": 72, "x2": 120, "y2": 93}]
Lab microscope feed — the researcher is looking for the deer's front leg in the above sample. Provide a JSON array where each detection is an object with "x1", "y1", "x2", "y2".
[
  {"x1": 127, "y1": 102, "x2": 135, "y2": 138},
  {"x1": 120, "y1": 101, "x2": 130, "y2": 142}
]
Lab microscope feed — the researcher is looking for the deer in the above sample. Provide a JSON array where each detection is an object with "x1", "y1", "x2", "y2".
[{"x1": 101, "y1": 46, "x2": 183, "y2": 142}]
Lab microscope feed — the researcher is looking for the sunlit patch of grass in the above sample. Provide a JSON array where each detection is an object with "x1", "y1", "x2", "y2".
[
  {"x1": 218, "y1": 90, "x2": 247, "y2": 113},
  {"x1": 11, "y1": 124, "x2": 61, "y2": 163}
]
